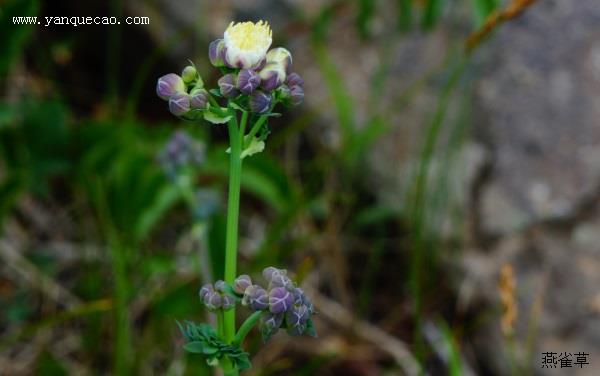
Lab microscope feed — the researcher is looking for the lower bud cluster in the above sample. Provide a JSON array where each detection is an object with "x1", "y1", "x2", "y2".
[
  {"x1": 198, "y1": 267, "x2": 317, "y2": 342},
  {"x1": 156, "y1": 65, "x2": 209, "y2": 118}
]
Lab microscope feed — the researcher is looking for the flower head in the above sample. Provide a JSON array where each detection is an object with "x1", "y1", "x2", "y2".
[{"x1": 224, "y1": 20, "x2": 272, "y2": 69}]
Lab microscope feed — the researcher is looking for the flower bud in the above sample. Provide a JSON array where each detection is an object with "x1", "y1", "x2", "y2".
[
  {"x1": 156, "y1": 73, "x2": 185, "y2": 101},
  {"x1": 242, "y1": 285, "x2": 269, "y2": 311},
  {"x1": 199, "y1": 283, "x2": 214, "y2": 301},
  {"x1": 208, "y1": 39, "x2": 226, "y2": 67},
  {"x1": 214, "y1": 280, "x2": 227, "y2": 293},
  {"x1": 249, "y1": 90, "x2": 272, "y2": 114},
  {"x1": 234, "y1": 275, "x2": 253, "y2": 295},
  {"x1": 218, "y1": 73, "x2": 239, "y2": 98},
  {"x1": 266, "y1": 47, "x2": 292, "y2": 73},
  {"x1": 168, "y1": 92, "x2": 191, "y2": 117},
  {"x1": 269, "y1": 272, "x2": 293, "y2": 290},
  {"x1": 259, "y1": 62, "x2": 286, "y2": 91},
  {"x1": 260, "y1": 312, "x2": 284, "y2": 341},
  {"x1": 203, "y1": 291, "x2": 222, "y2": 311},
  {"x1": 269, "y1": 287, "x2": 294, "y2": 314},
  {"x1": 222, "y1": 294, "x2": 236, "y2": 311},
  {"x1": 286, "y1": 72, "x2": 304, "y2": 88},
  {"x1": 285, "y1": 304, "x2": 310, "y2": 336},
  {"x1": 189, "y1": 87, "x2": 208, "y2": 110},
  {"x1": 237, "y1": 69, "x2": 261, "y2": 94},
  {"x1": 263, "y1": 267, "x2": 286, "y2": 283},
  {"x1": 181, "y1": 65, "x2": 198, "y2": 85},
  {"x1": 289, "y1": 85, "x2": 304, "y2": 106},
  {"x1": 277, "y1": 85, "x2": 291, "y2": 102}
]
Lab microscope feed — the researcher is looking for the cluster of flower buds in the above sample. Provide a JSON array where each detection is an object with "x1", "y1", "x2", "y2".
[
  {"x1": 157, "y1": 130, "x2": 205, "y2": 178},
  {"x1": 199, "y1": 280, "x2": 236, "y2": 312},
  {"x1": 208, "y1": 21, "x2": 304, "y2": 114},
  {"x1": 234, "y1": 267, "x2": 316, "y2": 341},
  {"x1": 156, "y1": 65, "x2": 209, "y2": 119}
]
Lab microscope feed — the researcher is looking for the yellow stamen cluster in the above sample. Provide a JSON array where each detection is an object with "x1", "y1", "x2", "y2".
[
  {"x1": 498, "y1": 263, "x2": 518, "y2": 338},
  {"x1": 225, "y1": 20, "x2": 272, "y2": 51}
]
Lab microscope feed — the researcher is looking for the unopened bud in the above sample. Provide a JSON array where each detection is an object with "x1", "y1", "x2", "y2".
[
  {"x1": 168, "y1": 92, "x2": 191, "y2": 116},
  {"x1": 181, "y1": 65, "x2": 198, "y2": 85},
  {"x1": 208, "y1": 39, "x2": 226, "y2": 67},
  {"x1": 218, "y1": 73, "x2": 239, "y2": 98},
  {"x1": 266, "y1": 47, "x2": 292, "y2": 73},
  {"x1": 259, "y1": 62, "x2": 286, "y2": 91},
  {"x1": 237, "y1": 69, "x2": 261, "y2": 94},
  {"x1": 189, "y1": 87, "x2": 208, "y2": 110},
  {"x1": 249, "y1": 90, "x2": 272, "y2": 114},
  {"x1": 156, "y1": 73, "x2": 185, "y2": 101}
]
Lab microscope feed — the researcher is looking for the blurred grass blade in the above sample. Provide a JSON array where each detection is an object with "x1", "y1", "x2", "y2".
[
  {"x1": 397, "y1": 0, "x2": 413, "y2": 30},
  {"x1": 356, "y1": 0, "x2": 376, "y2": 38},
  {"x1": 421, "y1": 0, "x2": 446, "y2": 30},
  {"x1": 0, "y1": 0, "x2": 39, "y2": 78}
]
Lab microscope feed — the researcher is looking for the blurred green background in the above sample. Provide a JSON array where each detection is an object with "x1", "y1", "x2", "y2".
[{"x1": 3, "y1": 0, "x2": 600, "y2": 375}]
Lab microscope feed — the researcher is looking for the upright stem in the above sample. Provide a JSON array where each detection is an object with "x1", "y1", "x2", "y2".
[{"x1": 223, "y1": 109, "x2": 243, "y2": 345}]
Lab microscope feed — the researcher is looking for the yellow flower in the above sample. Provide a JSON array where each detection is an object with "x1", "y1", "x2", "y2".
[{"x1": 224, "y1": 20, "x2": 272, "y2": 69}]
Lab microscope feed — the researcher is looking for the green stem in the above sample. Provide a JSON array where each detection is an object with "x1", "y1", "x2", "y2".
[
  {"x1": 239, "y1": 111, "x2": 249, "y2": 140},
  {"x1": 244, "y1": 115, "x2": 268, "y2": 148},
  {"x1": 233, "y1": 311, "x2": 263, "y2": 345},
  {"x1": 223, "y1": 109, "x2": 242, "y2": 344}
]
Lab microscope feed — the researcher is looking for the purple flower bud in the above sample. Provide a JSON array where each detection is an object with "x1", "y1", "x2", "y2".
[
  {"x1": 181, "y1": 65, "x2": 198, "y2": 85},
  {"x1": 156, "y1": 73, "x2": 185, "y2": 101},
  {"x1": 222, "y1": 294, "x2": 236, "y2": 311},
  {"x1": 291, "y1": 287, "x2": 305, "y2": 306},
  {"x1": 208, "y1": 39, "x2": 226, "y2": 67},
  {"x1": 269, "y1": 273, "x2": 293, "y2": 290},
  {"x1": 189, "y1": 88, "x2": 208, "y2": 110},
  {"x1": 214, "y1": 280, "x2": 227, "y2": 293},
  {"x1": 236, "y1": 69, "x2": 261, "y2": 94},
  {"x1": 262, "y1": 267, "x2": 286, "y2": 282},
  {"x1": 289, "y1": 85, "x2": 304, "y2": 106},
  {"x1": 199, "y1": 283, "x2": 214, "y2": 301},
  {"x1": 259, "y1": 62, "x2": 286, "y2": 91},
  {"x1": 269, "y1": 287, "x2": 294, "y2": 314},
  {"x1": 249, "y1": 90, "x2": 272, "y2": 114},
  {"x1": 204, "y1": 291, "x2": 222, "y2": 311},
  {"x1": 285, "y1": 304, "x2": 310, "y2": 336},
  {"x1": 218, "y1": 73, "x2": 239, "y2": 98},
  {"x1": 242, "y1": 285, "x2": 269, "y2": 311},
  {"x1": 233, "y1": 275, "x2": 253, "y2": 295},
  {"x1": 260, "y1": 312, "x2": 284, "y2": 341},
  {"x1": 286, "y1": 72, "x2": 304, "y2": 88},
  {"x1": 168, "y1": 92, "x2": 191, "y2": 117}
]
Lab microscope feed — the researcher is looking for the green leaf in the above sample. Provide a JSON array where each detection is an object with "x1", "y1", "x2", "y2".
[
  {"x1": 183, "y1": 341, "x2": 207, "y2": 354},
  {"x1": 240, "y1": 136, "x2": 265, "y2": 159},
  {"x1": 209, "y1": 89, "x2": 222, "y2": 97},
  {"x1": 204, "y1": 111, "x2": 231, "y2": 125}
]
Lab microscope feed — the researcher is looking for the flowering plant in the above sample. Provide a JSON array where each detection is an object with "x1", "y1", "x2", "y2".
[{"x1": 156, "y1": 21, "x2": 314, "y2": 375}]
